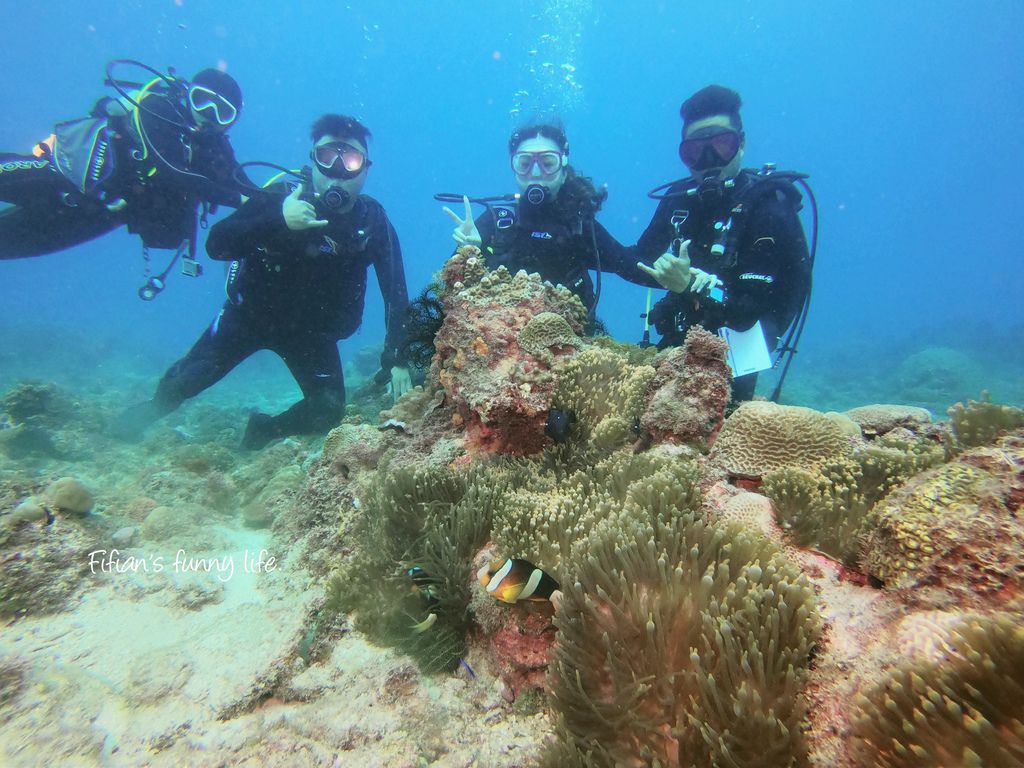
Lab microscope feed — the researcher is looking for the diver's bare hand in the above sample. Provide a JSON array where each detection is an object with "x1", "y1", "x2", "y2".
[
  {"x1": 689, "y1": 268, "x2": 723, "y2": 295},
  {"x1": 283, "y1": 183, "x2": 328, "y2": 231},
  {"x1": 637, "y1": 239, "x2": 692, "y2": 293},
  {"x1": 443, "y1": 195, "x2": 482, "y2": 247}
]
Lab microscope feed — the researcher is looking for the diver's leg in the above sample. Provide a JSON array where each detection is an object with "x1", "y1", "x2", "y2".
[
  {"x1": 731, "y1": 372, "x2": 758, "y2": 403},
  {"x1": 241, "y1": 336, "x2": 345, "y2": 450},
  {"x1": 112, "y1": 308, "x2": 260, "y2": 439},
  {"x1": 0, "y1": 202, "x2": 122, "y2": 259},
  {"x1": 0, "y1": 154, "x2": 58, "y2": 206}
]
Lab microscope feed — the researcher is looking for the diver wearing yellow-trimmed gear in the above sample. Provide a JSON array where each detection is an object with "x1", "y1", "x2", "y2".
[{"x1": 0, "y1": 65, "x2": 247, "y2": 261}]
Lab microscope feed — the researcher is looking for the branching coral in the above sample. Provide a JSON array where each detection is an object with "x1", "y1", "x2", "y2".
[
  {"x1": 850, "y1": 612, "x2": 1024, "y2": 767},
  {"x1": 544, "y1": 497, "x2": 820, "y2": 767},
  {"x1": 712, "y1": 401, "x2": 855, "y2": 479}
]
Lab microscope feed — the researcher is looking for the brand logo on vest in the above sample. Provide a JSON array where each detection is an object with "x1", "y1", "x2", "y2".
[
  {"x1": 530, "y1": 231, "x2": 554, "y2": 240},
  {"x1": 739, "y1": 272, "x2": 773, "y2": 283}
]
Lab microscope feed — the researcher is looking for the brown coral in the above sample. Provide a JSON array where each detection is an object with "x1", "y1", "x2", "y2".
[
  {"x1": 640, "y1": 326, "x2": 732, "y2": 448},
  {"x1": 711, "y1": 401, "x2": 855, "y2": 479},
  {"x1": 860, "y1": 439, "x2": 1024, "y2": 609},
  {"x1": 431, "y1": 258, "x2": 586, "y2": 455}
]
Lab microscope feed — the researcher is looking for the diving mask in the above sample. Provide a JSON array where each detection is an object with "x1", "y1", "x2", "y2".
[
  {"x1": 511, "y1": 150, "x2": 565, "y2": 177},
  {"x1": 187, "y1": 85, "x2": 238, "y2": 126},
  {"x1": 312, "y1": 142, "x2": 371, "y2": 180},
  {"x1": 679, "y1": 128, "x2": 742, "y2": 172}
]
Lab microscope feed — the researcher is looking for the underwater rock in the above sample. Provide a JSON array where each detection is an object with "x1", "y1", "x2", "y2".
[
  {"x1": 0, "y1": 519, "x2": 97, "y2": 619},
  {"x1": 640, "y1": 326, "x2": 731, "y2": 448},
  {"x1": 42, "y1": 476, "x2": 93, "y2": 516},
  {"x1": 4, "y1": 496, "x2": 49, "y2": 528},
  {"x1": 844, "y1": 403, "x2": 933, "y2": 436},
  {"x1": 111, "y1": 526, "x2": 136, "y2": 548},
  {"x1": 432, "y1": 247, "x2": 587, "y2": 455}
]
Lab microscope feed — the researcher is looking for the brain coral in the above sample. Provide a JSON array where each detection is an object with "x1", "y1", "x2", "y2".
[
  {"x1": 711, "y1": 401, "x2": 855, "y2": 479},
  {"x1": 850, "y1": 612, "x2": 1024, "y2": 767},
  {"x1": 518, "y1": 312, "x2": 581, "y2": 358}
]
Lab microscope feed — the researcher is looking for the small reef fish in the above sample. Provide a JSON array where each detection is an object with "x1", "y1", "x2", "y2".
[
  {"x1": 407, "y1": 566, "x2": 440, "y2": 608},
  {"x1": 478, "y1": 558, "x2": 559, "y2": 603},
  {"x1": 544, "y1": 408, "x2": 575, "y2": 443}
]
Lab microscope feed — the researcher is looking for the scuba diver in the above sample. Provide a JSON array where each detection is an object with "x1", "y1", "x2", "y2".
[
  {"x1": 112, "y1": 114, "x2": 411, "y2": 450},
  {"x1": 637, "y1": 85, "x2": 814, "y2": 402},
  {"x1": 439, "y1": 122, "x2": 688, "y2": 324},
  {"x1": 0, "y1": 61, "x2": 248, "y2": 293}
]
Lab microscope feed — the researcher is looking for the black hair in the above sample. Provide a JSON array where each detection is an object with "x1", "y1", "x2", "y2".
[
  {"x1": 680, "y1": 85, "x2": 743, "y2": 132},
  {"x1": 555, "y1": 167, "x2": 607, "y2": 219},
  {"x1": 311, "y1": 114, "x2": 372, "y2": 147},
  {"x1": 191, "y1": 68, "x2": 243, "y2": 112},
  {"x1": 508, "y1": 122, "x2": 569, "y2": 155}
]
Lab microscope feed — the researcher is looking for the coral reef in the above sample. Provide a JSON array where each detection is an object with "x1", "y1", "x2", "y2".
[
  {"x1": 711, "y1": 401, "x2": 856, "y2": 479},
  {"x1": 640, "y1": 327, "x2": 732, "y2": 448},
  {"x1": 43, "y1": 476, "x2": 94, "y2": 516},
  {"x1": 763, "y1": 436, "x2": 945, "y2": 565},
  {"x1": 431, "y1": 246, "x2": 587, "y2": 454},
  {"x1": 860, "y1": 433, "x2": 1024, "y2": 609},
  {"x1": 896, "y1": 346, "x2": 983, "y2": 411},
  {"x1": 844, "y1": 404, "x2": 932, "y2": 437}
]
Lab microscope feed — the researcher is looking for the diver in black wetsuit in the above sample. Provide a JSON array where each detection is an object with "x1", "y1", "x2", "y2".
[
  {"x1": 113, "y1": 114, "x2": 411, "y2": 450},
  {"x1": 441, "y1": 123, "x2": 688, "y2": 321},
  {"x1": 637, "y1": 85, "x2": 811, "y2": 401},
  {"x1": 0, "y1": 66, "x2": 246, "y2": 262}
]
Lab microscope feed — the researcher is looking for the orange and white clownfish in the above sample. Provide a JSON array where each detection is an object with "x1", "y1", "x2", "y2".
[{"x1": 477, "y1": 558, "x2": 559, "y2": 604}]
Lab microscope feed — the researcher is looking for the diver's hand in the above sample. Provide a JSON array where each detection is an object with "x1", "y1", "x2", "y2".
[
  {"x1": 390, "y1": 366, "x2": 412, "y2": 403},
  {"x1": 443, "y1": 195, "x2": 482, "y2": 247},
  {"x1": 637, "y1": 239, "x2": 692, "y2": 293},
  {"x1": 283, "y1": 183, "x2": 328, "y2": 231},
  {"x1": 689, "y1": 268, "x2": 723, "y2": 295}
]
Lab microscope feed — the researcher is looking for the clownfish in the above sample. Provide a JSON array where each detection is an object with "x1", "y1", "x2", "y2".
[{"x1": 477, "y1": 558, "x2": 559, "y2": 604}]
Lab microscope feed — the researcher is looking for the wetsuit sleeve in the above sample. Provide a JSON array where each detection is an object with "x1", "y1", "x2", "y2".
[
  {"x1": 630, "y1": 196, "x2": 679, "y2": 266},
  {"x1": 373, "y1": 211, "x2": 410, "y2": 369},
  {"x1": 205, "y1": 190, "x2": 288, "y2": 261},
  {"x1": 716, "y1": 188, "x2": 810, "y2": 335},
  {"x1": 585, "y1": 220, "x2": 661, "y2": 288}
]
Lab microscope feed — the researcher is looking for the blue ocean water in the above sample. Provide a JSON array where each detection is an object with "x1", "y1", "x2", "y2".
[{"x1": 1, "y1": 0, "x2": 1022, "y2": 414}]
